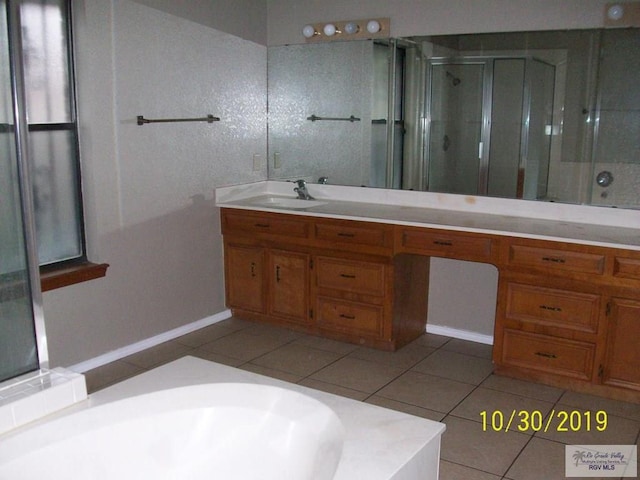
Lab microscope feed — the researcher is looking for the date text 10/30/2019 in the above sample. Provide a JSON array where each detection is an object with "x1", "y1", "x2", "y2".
[{"x1": 480, "y1": 410, "x2": 607, "y2": 433}]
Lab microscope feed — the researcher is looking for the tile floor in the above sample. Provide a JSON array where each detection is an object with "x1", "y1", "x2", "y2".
[{"x1": 84, "y1": 317, "x2": 640, "y2": 480}]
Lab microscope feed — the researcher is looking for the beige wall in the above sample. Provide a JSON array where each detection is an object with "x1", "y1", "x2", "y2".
[
  {"x1": 42, "y1": 0, "x2": 267, "y2": 367},
  {"x1": 132, "y1": 0, "x2": 267, "y2": 45}
]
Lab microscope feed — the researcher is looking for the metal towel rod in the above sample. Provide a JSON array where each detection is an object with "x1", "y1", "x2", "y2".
[
  {"x1": 137, "y1": 114, "x2": 220, "y2": 126},
  {"x1": 306, "y1": 114, "x2": 361, "y2": 122}
]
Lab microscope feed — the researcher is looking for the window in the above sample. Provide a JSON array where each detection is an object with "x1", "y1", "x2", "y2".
[{"x1": 21, "y1": 0, "x2": 84, "y2": 267}]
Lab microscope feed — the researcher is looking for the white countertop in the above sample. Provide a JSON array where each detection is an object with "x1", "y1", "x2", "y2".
[
  {"x1": 88, "y1": 357, "x2": 445, "y2": 480},
  {"x1": 216, "y1": 181, "x2": 640, "y2": 251}
]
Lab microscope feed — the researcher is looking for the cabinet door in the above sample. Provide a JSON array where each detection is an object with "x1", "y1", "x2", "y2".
[
  {"x1": 268, "y1": 250, "x2": 310, "y2": 325},
  {"x1": 225, "y1": 244, "x2": 265, "y2": 313},
  {"x1": 602, "y1": 297, "x2": 640, "y2": 391}
]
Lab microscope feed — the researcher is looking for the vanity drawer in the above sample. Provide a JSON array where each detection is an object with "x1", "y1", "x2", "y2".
[
  {"x1": 501, "y1": 329, "x2": 595, "y2": 380},
  {"x1": 316, "y1": 297, "x2": 383, "y2": 337},
  {"x1": 314, "y1": 219, "x2": 392, "y2": 250},
  {"x1": 316, "y1": 257, "x2": 386, "y2": 297},
  {"x1": 613, "y1": 256, "x2": 640, "y2": 281},
  {"x1": 508, "y1": 245, "x2": 605, "y2": 275},
  {"x1": 505, "y1": 282, "x2": 600, "y2": 333},
  {"x1": 399, "y1": 228, "x2": 493, "y2": 261},
  {"x1": 222, "y1": 209, "x2": 309, "y2": 239}
]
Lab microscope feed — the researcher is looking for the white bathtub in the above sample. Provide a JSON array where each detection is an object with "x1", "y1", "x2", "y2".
[{"x1": 0, "y1": 383, "x2": 345, "y2": 480}]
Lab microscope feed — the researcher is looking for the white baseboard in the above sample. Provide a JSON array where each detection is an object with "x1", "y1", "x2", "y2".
[
  {"x1": 68, "y1": 309, "x2": 233, "y2": 373},
  {"x1": 426, "y1": 324, "x2": 494, "y2": 345}
]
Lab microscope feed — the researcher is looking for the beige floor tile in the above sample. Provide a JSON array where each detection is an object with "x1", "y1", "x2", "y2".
[
  {"x1": 242, "y1": 322, "x2": 304, "y2": 341},
  {"x1": 413, "y1": 333, "x2": 452, "y2": 348},
  {"x1": 535, "y1": 404, "x2": 640, "y2": 445},
  {"x1": 292, "y1": 335, "x2": 359, "y2": 354},
  {"x1": 480, "y1": 374, "x2": 564, "y2": 403},
  {"x1": 559, "y1": 390, "x2": 640, "y2": 422},
  {"x1": 215, "y1": 316, "x2": 259, "y2": 331},
  {"x1": 412, "y1": 349, "x2": 494, "y2": 385},
  {"x1": 83, "y1": 360, "x2": 144, "y2": 394},
  {"x1": 506, "y1": 439, "x2": 627, "y2": 480},
  {"x1": 439, "y1": 461, "x2": 501, "y2": 480},
  {"x1": 239, "y1": 363, "x2": 303, "y2": 384},
  {"x1": 189, "y1": 349, "x2": 245, "y2": 367},
  {"x1": 195, "y1": 330, "x2": 293, "y2": 361},
  {"x1": 173, "y1": 323, "x2": 238, "y2": 348},
  {"x1": 441, "y1": 415, "x2": 530, "y2": 477},
  {"x1": 376, "y1": 370, "x2": 475, "y2": 413},
  {"x1": 365, "y1": 396, "x2": 446, "y2": 422},
  {"x1": 120, "y1": 341, "x2": 192, "y2": 369},
  {"x1": 298, "y1": 378, "x2": 369, "y2": 401},
  {"x1": 441, "y1": 338, "x2": 494, "y2": 359},
  {"x1": 348, "y1": 342, "x2": 435, "y2": 370},
  {"x1": 451, "y1": 387, "x2": 555, "y2": 434},
  {"x1": 308, "y1": 357, "x2": 405, "y2": 394},
  {"x1": 249, "y1": 343, "x2": 343, "y2": 377}
]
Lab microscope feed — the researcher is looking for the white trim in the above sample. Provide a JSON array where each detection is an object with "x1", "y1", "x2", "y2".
[
  {"x1": 68, "y1": 310, "x2": 232, "y2": 373},
  {"x1": 426, "y1": 324, "x2": 494, "y2": 345}
]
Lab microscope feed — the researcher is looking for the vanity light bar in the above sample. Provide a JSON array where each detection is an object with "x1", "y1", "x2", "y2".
[{"x1": 302, "y1": 18, "x2": 390, "y2": 42}]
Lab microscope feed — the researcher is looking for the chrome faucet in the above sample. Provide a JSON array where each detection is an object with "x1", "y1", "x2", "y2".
[{"x1": 294, "y1": 179, "x2": 314, "y2": 200}]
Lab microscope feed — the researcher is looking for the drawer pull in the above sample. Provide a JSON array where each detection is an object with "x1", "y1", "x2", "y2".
[
  {"x1": 275, "y1": 265, "x2": 280, "y2": 283},
  {"x1": 433, "y1": 240, "x2": 453, "y2": 246},
  {"x1": 340, "y1": 273, "x2": 356, "y2": 279},
  {"x1": 339, "y1": 314, "x2": 356, "y2": 320},
  {"x1": 337, "y1": 232, "x2": 355, "y2": 238},
  {"x1": 539, "y1": 304, "x2": 563, "y2": 312},
  {"x1": 535, "y1": 351, "x2": 558, "y2": 359},
  {"x1": 541, "y1": 256, "x2": 566, "y2": 264},
  {"x1": 254, "y1": 223, "x2": 270, "y2": 228},
  {"x1": 250, "y1": 262, "x2": 256, "y2": 277}
]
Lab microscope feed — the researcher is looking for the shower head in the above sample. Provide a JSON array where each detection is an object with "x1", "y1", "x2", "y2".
[{"x1": 446, "y1": 71, "x2": 461, "y2": 86}]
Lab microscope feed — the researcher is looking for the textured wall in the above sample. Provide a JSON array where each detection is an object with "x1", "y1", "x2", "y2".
[
  {"x1": 268, "y1": 41, "x2": 373, "y2": 185},
  {"x1": 42, "y1": 0, "x2": 267, "y2": 367}
]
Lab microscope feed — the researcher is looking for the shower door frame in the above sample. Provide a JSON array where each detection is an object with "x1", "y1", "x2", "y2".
[
  {"x1": 424, "y1": 56, "x2": 494, "y2": 195},
  {"x1": 1, "y1": 0, "x2": 49, "y2": 386}
]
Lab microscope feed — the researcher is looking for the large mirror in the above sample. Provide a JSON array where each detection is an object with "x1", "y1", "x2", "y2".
[{"x1": 267, "y1": 28, "x2": 640, "y2": 209}]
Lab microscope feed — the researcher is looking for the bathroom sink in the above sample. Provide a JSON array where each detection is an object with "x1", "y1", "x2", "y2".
[{"x1": 250, "y1": 196, "x2": 327, "y2": 210}]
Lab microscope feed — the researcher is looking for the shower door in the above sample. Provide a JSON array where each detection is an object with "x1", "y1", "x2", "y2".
[
  {"x1": 425, "y1": 61, "x2": 489, "y2": 195},
  {"x1": 0, "y1": 0, "x2": 45, "y2": 383}
]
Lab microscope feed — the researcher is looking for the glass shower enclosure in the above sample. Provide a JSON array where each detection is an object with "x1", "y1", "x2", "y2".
[
  {"x1": 1, "y1": 0, "x2": 47, "y2": 385},
  {"x1": 425, "y1": 56, "x2": 556, "y2": 199}
]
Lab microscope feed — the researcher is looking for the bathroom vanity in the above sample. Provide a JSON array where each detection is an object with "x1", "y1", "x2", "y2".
[{"x1": 217, "y1": 182, "x2": 640, "y2": 402}]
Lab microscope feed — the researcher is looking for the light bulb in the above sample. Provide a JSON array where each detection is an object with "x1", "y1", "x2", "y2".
[
  {"x1": 607, "y1": 4, "x2": 624, "y2": 20},
  {"x1": 344, "y1": 22, "x2": 360, "y2": 35},
  {"x1": 366, "y1": 20, "x2": 381, "y2": 34},
  {"x1": 323, "y1": 23, "x2": 338, "y2": 36},
  {"x1": 302, "y1": 24, "x2": 316, "y2": 38}
]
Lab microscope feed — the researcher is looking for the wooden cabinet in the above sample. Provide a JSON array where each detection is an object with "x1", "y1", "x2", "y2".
[
  {"x1": 315, "y1": 256, "x2": 389, "y2": 342},
  {"x1": 268, "y1": 250, "x2": 310, "y2": 325},
  {"x1": 224, "y1": 244, "x2": 265, "y2": 314},
  {"x1": 397, "y1": 226, "x2": 495, "y2": 263},
  {"x1": 224, "y1": 243, "x2": 310, "y2": 325},
  {"x1": 221, "y1": 208, "x2": 422, "y2": 350},
  {"x1": 494, "y1": 238, "x2": 640, "y2": 402},
  {"x1": 601, "y1": 297, "x2": 640, "y2": 392},
  {"x1": 221, "y1": 206, "x2": 640, "y2": 401}
]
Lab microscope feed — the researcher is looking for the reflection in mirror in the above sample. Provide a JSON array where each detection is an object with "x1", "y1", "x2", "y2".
[{"x1": 267, "y1": 29, "x2": 640, "y2": 209}]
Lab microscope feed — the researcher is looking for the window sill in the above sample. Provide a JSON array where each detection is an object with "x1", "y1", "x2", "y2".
[{"x1": 40, "y1": 262, "x2": 109, "y2": 292}]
